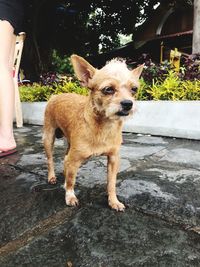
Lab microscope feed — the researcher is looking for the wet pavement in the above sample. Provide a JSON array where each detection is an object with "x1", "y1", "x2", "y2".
[{"x1": 1, "y1": 125, "x2": 200, "y2": 266}]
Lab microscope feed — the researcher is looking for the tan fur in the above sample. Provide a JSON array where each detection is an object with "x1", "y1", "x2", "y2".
[{"x1": 43, "y1": 55, "x2": 144, "y2": 211}]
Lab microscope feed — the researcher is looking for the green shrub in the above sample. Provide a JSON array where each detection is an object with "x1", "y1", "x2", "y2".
[
  {"x1": 20, "y1": 71, "x2": 200, "y2": 102},
  {"x1": 20, "y1": 84, "x2": 54, "y2": 102},
  {"x1": 20, "y1": 81, "x2": 88, "y2": 102},
  {"x1": 54, "y1": 81, "x2": 88, "y2": 96},
  {"x1": 181, "y1": 80, "x2": 200, "y2": 100},
  {"x1": 136, "y1": 78, "x2": 152, "y2": 100},
  {"x1": 138, "y1": 54, "x2": 200, "y2": 82},
  {"x1": 51, "y1": 50, "x2": 74, "y2": 74},
  {"x1": 136, "y1": 71, "x2": 200, "y2": 100}
]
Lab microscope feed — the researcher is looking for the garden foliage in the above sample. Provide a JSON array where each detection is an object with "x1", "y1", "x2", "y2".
[
  {"x1": 136, "y1": 53, "x2": 200, "y2": 100},
  {"x1": 20, "y1": 77, "x2": 88, "y2": 102},
  {"x1": 20, "y1": 54, "x2": 200, "y2": 102},
  {"x1": 137, "y1": 72, "x2": 200, "y2": 100}
]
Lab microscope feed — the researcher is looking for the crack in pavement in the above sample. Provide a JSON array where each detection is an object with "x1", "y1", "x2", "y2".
[
  {"x1": 1, "y1": 200, "x2": 200, "y2": 260},
  {"x1": 0, "y1": 207, "x2": 76, "y2": 258},
  {"x1": 128, "y1": 204, "x2": 200, "y2": 236}
]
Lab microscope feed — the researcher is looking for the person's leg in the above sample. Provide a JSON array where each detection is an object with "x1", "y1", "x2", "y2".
[{"x1": 0, "y1": 20, "x2": 16, "y2": 151}]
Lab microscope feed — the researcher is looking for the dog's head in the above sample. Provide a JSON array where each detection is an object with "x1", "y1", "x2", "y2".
[{"x1": 71, "y1": 55, "x2": 144, "y2": 120}]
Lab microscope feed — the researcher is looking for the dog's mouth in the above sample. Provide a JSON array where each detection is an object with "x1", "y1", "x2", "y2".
[{"x1": 116, "y1": 110, "x2": 130, "y2": 116}]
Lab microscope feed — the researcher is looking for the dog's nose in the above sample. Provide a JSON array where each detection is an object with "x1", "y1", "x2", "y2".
[{"x1": 120, "y1": 100, "x2": 133, "y2": 111}]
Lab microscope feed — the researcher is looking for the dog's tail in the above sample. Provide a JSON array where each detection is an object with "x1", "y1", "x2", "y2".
[{"x1": 55, "y1": 128, "x2": 64, "y2": 139}]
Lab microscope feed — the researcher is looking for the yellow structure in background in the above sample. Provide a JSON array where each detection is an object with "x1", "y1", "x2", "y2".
[
  {"x1": 160, "y1": 43, "x2": 182, "y2": 72},
  {"x1": 160, "y1": 42, "x2": 164, "y2": 63},
  {"x1": 170, "y1": 48, "x2": 181, "y2": 72}
]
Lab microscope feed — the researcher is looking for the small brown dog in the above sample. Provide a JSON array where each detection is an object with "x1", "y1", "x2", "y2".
[{"x1": 43, "y1": 55, "x2": 143, "y2": 211}]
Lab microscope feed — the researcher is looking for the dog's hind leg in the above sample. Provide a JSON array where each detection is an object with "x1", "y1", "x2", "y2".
[
  {"x1": 43, "y1": 124, "x2": 57, "y2": 184},
  {"x1": 64, "y1": 152, "x2": 83, "y2": 206}
]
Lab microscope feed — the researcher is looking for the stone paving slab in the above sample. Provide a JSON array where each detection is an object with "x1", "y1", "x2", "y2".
[
  {"x1": 1, "y1": 125, "x2": 200, "y2": 266},
  {"x1": 2, "y1": 206, "x2": 200, "y2": 267}
]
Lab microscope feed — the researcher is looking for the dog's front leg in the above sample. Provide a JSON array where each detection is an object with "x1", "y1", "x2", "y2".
[
  {"x1": 107, "y1": 153, "x2": 125, "y2": 212},
  {"x1": 64, "y1": 153, "x2": 82, "y2": 206}
]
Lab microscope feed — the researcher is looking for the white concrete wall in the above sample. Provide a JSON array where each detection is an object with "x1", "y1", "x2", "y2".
[
  {"x1": 21, "y1": 102, "x2": 46, "y2": 125},
  {"x1": 124, "y1": 101, "x2": 200, "y2": 140},
  {"x1": 21, "y1": 101, "x2": 200, "y2": 140}
]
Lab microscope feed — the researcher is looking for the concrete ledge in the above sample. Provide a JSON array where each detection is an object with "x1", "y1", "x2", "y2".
[
  {"x1": 124, "y1": 101, "x2": 200, "y2": 140},
  {"x1": 22, "y1": 102, "x2": 46, "y2": 126},
  {"x1": 21, "y1": 101, "x2": 200, "y2": 140}
]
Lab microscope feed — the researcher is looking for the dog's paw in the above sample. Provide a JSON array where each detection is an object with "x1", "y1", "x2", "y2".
[
  {"x1": 109, "y1": 200, "x2": 125, "y2": 212},
  {"x1": 48, "y1": 177, "x2": 57, "y2": 184},
  {"x1": 65, "y1": 190, "x2": 79, "y2": 206}
]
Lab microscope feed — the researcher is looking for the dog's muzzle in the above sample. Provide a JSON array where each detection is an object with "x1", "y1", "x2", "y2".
[{"x1": 116, "y1": 100, "x2": 133, "y2": 116}]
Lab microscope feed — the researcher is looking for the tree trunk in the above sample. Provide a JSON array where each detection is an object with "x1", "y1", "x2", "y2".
[{"x1": 192, "y1": 0, "x2": 200, "y2": 54}]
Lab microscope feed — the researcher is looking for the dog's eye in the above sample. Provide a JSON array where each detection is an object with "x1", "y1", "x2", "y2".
[
  {"x1": 102, "y1": 87, "x2": 115, "y2": 95},
  {"x1": 131, "y1": 86, "x2": 138, "y2": 94}
]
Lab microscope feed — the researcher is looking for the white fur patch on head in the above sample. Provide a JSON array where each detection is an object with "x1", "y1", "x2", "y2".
[
  {"x1": 102, "y1": 58, "x2": 130, "y2": 79},
  {"x1": 106, "y1": 58, "x2": 127, "y2": 67},
  {"x1": 97, "y1": 58, "x2": 132, "y2": 83}
]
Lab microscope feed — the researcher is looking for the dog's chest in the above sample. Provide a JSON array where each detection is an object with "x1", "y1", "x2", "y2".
[{"x1": 87, "y1": 128, "x2": 121, "y2": 156}]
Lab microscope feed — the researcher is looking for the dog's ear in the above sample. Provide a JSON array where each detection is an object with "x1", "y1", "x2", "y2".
[
  {"x1": 131, "y1": 64, "x2": 144, "y2": 80},
  {"x1": 71, "y1": 55, "x2": 96, "y2": 86}
]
